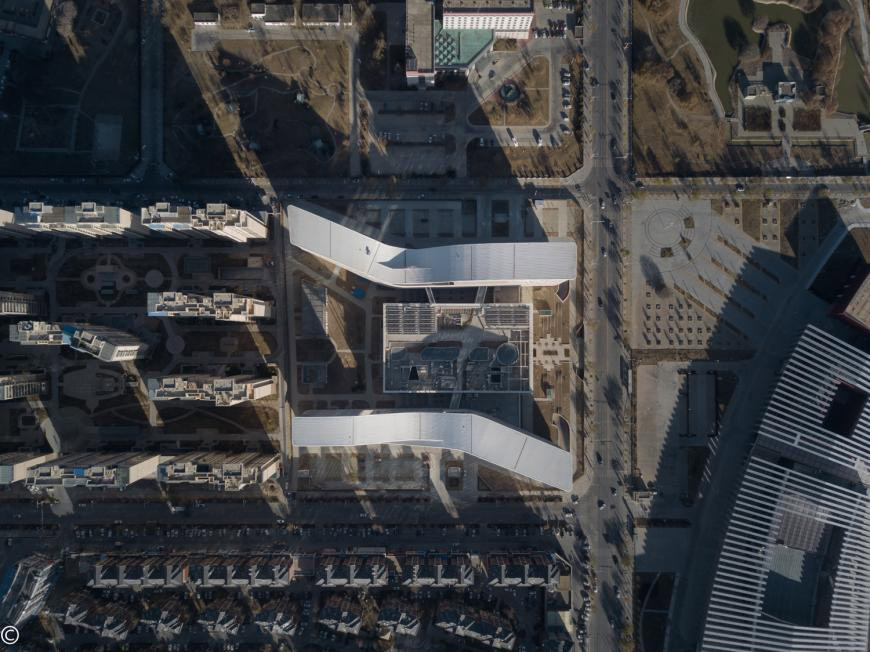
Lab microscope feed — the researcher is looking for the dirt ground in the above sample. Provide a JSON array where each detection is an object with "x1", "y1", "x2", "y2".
[
  {"x1": 632, "y1": 0, "x2": 785, "y2": 176},
  {"x1": 0, "y1": 0, "x2": 140, "y2": 175},
  {"x1": 469, "y1": 57, "x2": 550, "y2": 127},
  {"x1": 632, "y1": 0, "x2": 862, "y2": 176},
  {"x1": 164, "y1": 2, "x2": 350, "y2": 178},
  {"x1": 467, "y1": 52, "x2": 582, "y2": 177}
]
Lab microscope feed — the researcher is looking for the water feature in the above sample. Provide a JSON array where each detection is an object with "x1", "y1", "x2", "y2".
[
  {"x1": 687, "y1": 0, "x2": 836, "y2": 114},
  {"x1": 835, "y1": 37, "x2": 870, "y2": 120}
]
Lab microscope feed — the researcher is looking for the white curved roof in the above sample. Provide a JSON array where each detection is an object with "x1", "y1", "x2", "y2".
[
  {"x1": 702, "y1": 456, "x2": 870, "y2": 651},
  {"x1": 287, "y1": 203, "x2": 576, "y2": 287},
  {"x1": 292, "y1": 410, "x2": 573, "y2": 491},
  {"x1": 702, "y1": 326, "x2": 870, "y2": 651}
]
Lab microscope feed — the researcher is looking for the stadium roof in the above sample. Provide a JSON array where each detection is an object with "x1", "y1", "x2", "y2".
[
  {"x1": 291, "y1": 410, "x2": 572, "y2": 490},
  {"x1": 701, "y1": 455, "x2": 870, "y2": 651},
  {"x1": 701, "y1": 325, "x2": 870, "y2": 651},
  {"x1": 757, "y1": 324, "x2": 870, "y2": 483},
  {"x1": 287, "y1": 202, "x2": 576, "y2": 288}
]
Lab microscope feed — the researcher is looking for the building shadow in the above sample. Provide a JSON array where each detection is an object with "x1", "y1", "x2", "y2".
[
  {"x1": 163, "y1": 24, "x2": 351, "y2": 181},
  {"x1": 0, "y1": 0, "x2": 142, "y2": 177},
  {"x1": 631, "y1": 192, "x2": 870, "y2": 651}
]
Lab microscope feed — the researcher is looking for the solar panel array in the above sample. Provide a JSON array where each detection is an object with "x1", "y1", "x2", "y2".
[
  {"x1": 482, "y1": 304, "x2": 530, "y2": 328},
  {"x1": 384, "y1": 304, "x2": 436, "y2": 335}
]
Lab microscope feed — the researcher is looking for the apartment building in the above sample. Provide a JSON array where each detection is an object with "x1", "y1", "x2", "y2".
[
  {"x1": 442, "y1": 0, "x2": 533, "y2": 38},
  {"x1": 62, "y1": 324, "x2": 147, "y2": 362},
  {"x1": 198, "y1": 598, "x2": 246, "y2": 636},
  {"x1": 139, "y1": 596, "x2": 190, "y2": 638},
  {"x1": 0, "y1": 452, "x2": 57, "y2": 484},
  {"x1": 484, "y1": 552, "x2": 562, "y2": 589},
  {"x1": 9, "y1": 321, "x2": 63, "y2": 345},
  {"x1": 10, "y1": 322, "x2": 146, "y2": 361},
  {"x1": 1, "y1": 202, "x2": 145, "y2": 238},
  {"x1": 25, "y1": 452, "x2": 161, "y2": 491},
  {"x1": 147, "y1": 375, "x2": 276, "y2": 406},
  {"x1": 147, "y1": 291, "x2": 273, "y2": 322},
  {"x1": 0, "y1": 291, "x2": 43, "y2": 316},
  {"x1": 0, "y1": 373, "x2": 48, "y2": 400},
  {"x1": 399, "y1": 552, "x2": 475, "y2": 588},
  {"x1": 156, "y1": 451, "x2": 280, "y2": 491},
  {"x1": 377, "y1": 599, "x2": 422, "y2": 637},
  {"x1": 140, "y1": 203, "x2": 267, "y2": 242}
]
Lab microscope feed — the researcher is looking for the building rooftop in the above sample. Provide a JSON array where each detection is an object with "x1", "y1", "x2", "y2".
[
  {"x1": 141, "y1": 203, "x2": 193, "y2": 224},
  {"x1": 318, "y1": 595, "x2": 363, "y2": 635},
  {"x1": 300, "y1": 3, "x2": 340, "y2": 23},
  {"x1": 9, "y1": 321, "x2": 62, "y2": 345},
  {"x1": 435, "y1": 601, "x2": 516, "y2": 650},
  {"x1": 405, "y1": 0, "x2": 434, "y2": 73},
  {"x1": 836, "y1": 270, "x2": 870, "y2": 333},
  {"x1": 287, "y1": 201, "x2": 576, "y2": 287},
  {"x1": 262, "y1": 4, "x2": 295, "y2": 22},
  {"x1": 147, "y1": 375, "x2": 275, "y2": 406},
  {"x1": 61, "y1": 324, "x2": 145, "y2": 362},
  {"x1": 147, "y1": 291, "x2": 272, "y2": 322},
  {"x1": 157, "y1": 451, "x2": 280, "y2": 491},
  {"x1": 701, "y1": 325, "x2": 870, "y2": 651},
  {"x1": 292, "y1": 410, "x2": 572, "y2": 490},
  {"x1": 433, "y1": 20, "x2": 493, "y2": 68},
  {"x1": 758, "y1": 325, "x2": 870, "y2": 481},
  {"x1": 383, "y1": 303, "x2": 531, "y2": 392}
]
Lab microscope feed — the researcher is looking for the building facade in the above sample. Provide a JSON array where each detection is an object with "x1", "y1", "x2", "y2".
[
  {"x1": 442, "y1": 0, "x2": 534, "y2": 38},
  {"x1": 444, "y1": 0, "x2": 535, "y2": 39}
]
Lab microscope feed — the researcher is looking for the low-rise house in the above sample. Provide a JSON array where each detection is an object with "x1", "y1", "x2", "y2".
[
  {"x1": 435, "y1": 601, "x2": 516, "y2": 650},
  {"x1": 317, "y1": 552, "x2": 389, "y2": 588},
  {"x1": 254, "y1": 596, "x2": 300, "y2": 637},
  {"x1": 318, "y1": 594, "x2": 363, "y2": 635},
  {"x1": 377, "y1": 598, "x2": 421, "y2": 637}
]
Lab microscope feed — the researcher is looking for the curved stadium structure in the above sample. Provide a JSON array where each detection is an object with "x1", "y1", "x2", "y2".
[{"x1": 701, "y1": 325, "x2": 870, "y2": 651}]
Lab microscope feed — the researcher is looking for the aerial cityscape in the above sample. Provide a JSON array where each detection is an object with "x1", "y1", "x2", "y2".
[{"x1": 0, "y1": 0, "x2": 869, "y2": 650}]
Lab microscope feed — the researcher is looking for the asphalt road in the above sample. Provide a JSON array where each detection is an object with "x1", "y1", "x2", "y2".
[{"x1": 569, "y1": 0, "x2": 633, "y2": 648}]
